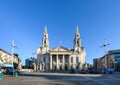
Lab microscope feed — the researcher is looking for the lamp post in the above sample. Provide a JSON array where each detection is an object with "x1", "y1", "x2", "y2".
[
  {"x1": 11, "y1": 40, "x2": 17, "y2": 76},
  {"x1": 100, "y1": 39, "x2": 110, "y2": 70}
]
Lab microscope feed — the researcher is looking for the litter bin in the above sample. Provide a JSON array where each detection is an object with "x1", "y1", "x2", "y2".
[
  {"x1": 14, "y1": 72, "x2": 18, "y2": 77},
  {"x1": 0, "y1": 72, "x2": 3, "y2": 80}
]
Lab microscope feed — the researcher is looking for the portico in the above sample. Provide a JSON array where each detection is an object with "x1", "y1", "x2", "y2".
[
  {"x1": 49, "y1": 46, "x2": 71, "y2": 70},
  {"x1": 50, "y1": 54, "x2": 70, "y2": 70}
]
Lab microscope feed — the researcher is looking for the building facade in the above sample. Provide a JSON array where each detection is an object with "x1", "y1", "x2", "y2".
[
  {"x1": 25, "y1": 57, "x2": 37, "y2": 66},
  {"x1": 93, "y1": 57, "x2": 106, "y2": 72},
  {"x1": 0, "y1": 48, "x2": 22, "y2": 70},
  {"x1": 37, "y1": 26, "x2": 86, "y2": 71},
  {"x1": 108, "y1": 49, "x2": 120, "y2": 71},
  {"x1": 93, "y1": 49, "x2": 120, "y2": 72}
]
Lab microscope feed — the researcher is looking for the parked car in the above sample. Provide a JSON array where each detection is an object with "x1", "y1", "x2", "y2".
[
  {"x1": 80, "y1": 70, "x2": 87, "y2": 74},
  {"x1": 6, "y1": 68, "x2": 14, "y2": 75},
  {"x1": 97, "y1": 70, "x2": 104, "y2": 74},
  {"x1": 69, "y1": 69, "x2": 76, "y2": 73},
  {"x1": 104, "y1": 68, "x2": 115, "y2": 74}
]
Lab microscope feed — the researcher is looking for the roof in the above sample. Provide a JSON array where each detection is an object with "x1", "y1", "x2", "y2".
[
  {"x1": 108, "y1": 49, "x2": 120, "y2": 54},
  {"x1": 0, "y1": 48, "x2": 20, "y2": 59},
  {"x1": 50, "y1": 46, "x2": 71, "y2": 52},
  {"x1": 0, "y1": 48, "x2": 11, "y2": 56}
]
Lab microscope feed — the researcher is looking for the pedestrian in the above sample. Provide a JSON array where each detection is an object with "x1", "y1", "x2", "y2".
[
  {"x1": 0, "y1": 68, "x2": 2, "y2": 80},
  {"x1": 0, "y1": 68, "x2": 1, "y2": 73}
]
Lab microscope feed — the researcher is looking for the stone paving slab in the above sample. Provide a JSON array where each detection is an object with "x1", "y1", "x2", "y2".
[
  {"x1": 0, "y1": 76, "x2": 102, "y2": 85},
  {"x1": 0, "y1": 73, "x2": 120, "y2": 85}
]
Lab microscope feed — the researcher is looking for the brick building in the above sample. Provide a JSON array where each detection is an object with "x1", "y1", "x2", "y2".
[{"x1": 93, "y1": 49, "x2": 120, "y2": 72}]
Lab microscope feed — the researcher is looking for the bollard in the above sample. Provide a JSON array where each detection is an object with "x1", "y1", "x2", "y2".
[
  {"x1": 1, "y1": 72, "x2": 4, "y2": 78},
  {"x1": 0, "y1": 72, "x2": 3, "y2": 80},
  {"x1": 14, "y1": 72, "x2": 18, "y2": 77}
]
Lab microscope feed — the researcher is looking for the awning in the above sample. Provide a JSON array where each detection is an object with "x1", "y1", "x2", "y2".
[{"x1": 0, "y1": 64, "x2": 13, "y2": 67}]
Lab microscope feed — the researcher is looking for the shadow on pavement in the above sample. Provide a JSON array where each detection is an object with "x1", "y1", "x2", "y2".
[{"x1": 1, "y1": 72, "x2": 120, "y2": 85}]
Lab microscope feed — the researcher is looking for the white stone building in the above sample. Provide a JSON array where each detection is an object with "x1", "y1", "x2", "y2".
[
  {"x1": 37, "y1": 26, "x2": 86, "y2": 71},
  {"x1": 0, "y1": 48, "x2": 22, "y2": 70}
]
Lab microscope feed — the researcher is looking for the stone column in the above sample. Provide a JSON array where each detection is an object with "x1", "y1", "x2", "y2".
[
  {"x1": 41, "y1": 63, "x2": 43, "y2": 71},
  {"x1": 33, "y1": 63, "x2": 36, "y2": 71},
  {"x1": 56, "y1": 55, "x2": 58, "y2": 70},
  {"x1": 50, "y1": 55, "x2": 52, "y2": 70},
  {"x1": 37, "y1": 64, "x2": 38, "y2": 71},
  {"x1": 69, "y1": 56, "x2": 71, "y2": 70},
  {"x1": 40, "y1": 63, "x2": 41, "y2": 71},
  {"x1": 42, "y1": 63, "x2": 45, "y2": 71},
  {"x1": 79, "y1": 62, "x2": 82, "y2": 70},
  {"x1": 62, "y1": 55, "x2": 65, "y2": 70}
]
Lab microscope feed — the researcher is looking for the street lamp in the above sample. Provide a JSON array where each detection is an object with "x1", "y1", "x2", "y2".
[
  {"x1": 100, "y1": 39, "x2": 110, "y2": 69},
  {"x1": 11, "y1": 40, "x2": 17, "y2": 76}
]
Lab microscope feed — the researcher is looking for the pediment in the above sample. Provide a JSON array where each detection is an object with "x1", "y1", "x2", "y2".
[{"x1": 50, "y1": 46, "x2": 71, "y2": 52}]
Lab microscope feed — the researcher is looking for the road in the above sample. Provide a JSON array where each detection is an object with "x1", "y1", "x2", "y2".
[{"x1": 0, "y1": 72, "x2": 120, "y2": 85}]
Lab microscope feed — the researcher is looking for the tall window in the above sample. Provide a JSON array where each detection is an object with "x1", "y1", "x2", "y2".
[
  {"x1": 65, "y1": 58, "x2": 67, "y2": 63},
  {"x1": 0, "y1": 53, "x2": 1, "y2": 57},
  {"x1": 76, "y1": 57, "x2": 79, "y2": 63},
  {"x1": 43, "y1": 57, "x2": 46, "y2": 63},
  {"x1": 60, "y1": 57, "x2": 62, "y2": 63},
  {"x1": 44, "y1": 41, "x2": 46, "y2": 47},
  {"x1": 71, "y1": 57, "x2": 73, "y2": 63},
  {"x1": 49, "y1": 56, "x2": 50, "y2": 63},
  {"x1": 0, "y1": 53, "x2": 2, "y2": 62}
]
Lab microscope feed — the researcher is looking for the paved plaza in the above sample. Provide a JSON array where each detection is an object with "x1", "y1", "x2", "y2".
[{"x1": 0, "y1": 72, "x2": 120, "y2": 85}]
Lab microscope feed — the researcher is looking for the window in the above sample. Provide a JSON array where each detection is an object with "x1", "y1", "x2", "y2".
[
  {"x1": 0, "y1": 53, "x2": 2, "y2": 60},
  {"x1": 49, "y1": 56, "x2": 50, "y2": 63},
  {"x1": 53, "y1": 58, "x2": 56, "y2": 63},
  {"x1": 77, "y1": 40, "x2": 79, "y2": 47},
  {"x1": 44, "y1": 41, "x2": 46, "y2": 44},
  {"x1": 71, "y1": 57, "x2": 73, "y2": 63},
  {"x1": 60, "y1": 58, "x2": 62, "y2": 63},
  {"x1": 110, "y1": 54, "x2": 115, "y2": 60},
  {"x1": 43, "y1": 57, "x2": 46, "y2": 63},
  {"x1": 65, "y1": 58, "x2": 67, "y2": 63},
  {"x1": 76, "y1": 57, "x2": 79, "y2": 63},
  {"x1": 0, "y1": 53, "x2": 1, "y2": 57},
  {"x1": 77, "y1": 35, "x2": 79, "y2": 37}
]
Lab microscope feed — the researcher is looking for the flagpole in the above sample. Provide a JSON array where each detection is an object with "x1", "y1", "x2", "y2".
[
  {"x1": 100, "y1": 39, "x2": 110, "y2": 70},
  {"x1": 12, "y1": 40, "x2": 17, "y2": 76},
  {"x1": 12, "y1": 40, "x2": 14, "y2": 76}
]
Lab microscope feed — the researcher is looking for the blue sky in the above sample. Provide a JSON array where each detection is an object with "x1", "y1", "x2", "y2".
[{"x1": 0, "y1": 0, "x2": 120, "y2": 65}]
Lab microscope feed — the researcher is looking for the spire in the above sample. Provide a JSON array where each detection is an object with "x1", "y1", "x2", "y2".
[
  {"x1": 44, "y1": 26, "x2": 47, "y2": 34},
  {"x1": 74, "y1": 26, "x2": 81, "y2": 52},
  {"x1": 76, "y1": 25, "x2": 79, "y2": 34},
  {"x1": 42, "y1": 26, "x2": 49, "y2": 51}
]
